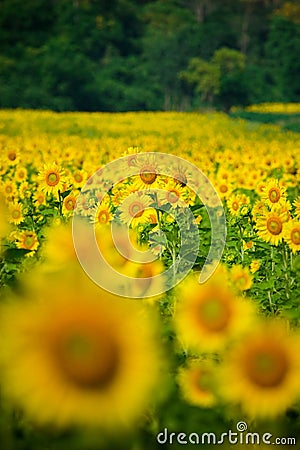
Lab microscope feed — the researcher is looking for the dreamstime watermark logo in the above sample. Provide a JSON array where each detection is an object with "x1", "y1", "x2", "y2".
[
  {"x1": 72, "y1": 152, "x2": 226, "y2": 298},
  {"x1": 156, "y1": 422, "x2": 297, "y2": 446}
]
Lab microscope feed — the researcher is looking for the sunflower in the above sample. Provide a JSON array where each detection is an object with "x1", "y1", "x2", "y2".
[
  {"x1": 283, "y1": 220, "x2": 300, "y2": 253},
  {"x1": 218, "y1": 321, "x2": 300, "y2": 419},
  {"x1": 250, "y1": 260, "x2": 261, "y2": 274},
  {"x1": 62, "y1": 192, "x2": 78, "y2": 217},
  {"x1": 158, "y1": 179, "x2": 188, "y2": 209},
  {"x1": 260, "y1": 178, "x2": 287, "y2": 207},
  {"x1": 38, "y1": 162, "x2": 66, "y2": 196},
  {"x1": 71, "y1": 169, "x2": 87, "y2": 189},
  {"x1": 0, "y1": 275, "x2": 162, "y2": 429},
  {"x1": 119, "y1": 192, "x2": 154, "y2": 228},
  {"x1": 6, "y1": 149, "x2": 19, "y2": 166},
  {"x1": 8, "y1": 202, "x2": 24, "y2": 225},
  {"x1": 255, "y1": 210, "x2": 286, "y2": 246},
  {"x1": 227, "y1": 193, "x2": 249, "y2": 217},
  {"x1": 177, "y1": 359, "x2": 217, "y2": 408},
  {"x1": 174, "y1": 272, "x2": 256, "y2": 352},
  {"x1": 1, "y1": 180, "x2": 17, "y2": 200},
  {"x1": 33, "y1": 191, "x2": 47, "y2": 207},
  {"x1": 91, "y1": 197, "x2": 113, "y2": 227},
  {"x1": 229, "y1": 265, "x2": 252, "y2": 291},
  {"x1": 131, "y1": 153, "x2": 161, "y2": 191},
  {"x1": 14, "y1": 166, "x2": 28, "y2": 183},
  {"x1": 15, "y1": 230, "x2": 39, "y2": 253}
]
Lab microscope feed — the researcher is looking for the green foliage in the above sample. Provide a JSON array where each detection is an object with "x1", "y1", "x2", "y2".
[{"x1": 0, "y1": 0, "x2": 300, "y2": 111}]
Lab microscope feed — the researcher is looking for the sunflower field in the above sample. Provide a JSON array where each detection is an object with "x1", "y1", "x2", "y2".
[{"x1": 1, "y1": 108, "x2": 300, "y2": 449}]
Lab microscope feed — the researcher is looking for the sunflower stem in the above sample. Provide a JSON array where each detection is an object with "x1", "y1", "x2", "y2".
[
  {"x1": 58, "y1": 190, "x2": 63, "y2": 217},
  {"x1": 281, "y1": 242, "x2": 290, "y2": 301}
]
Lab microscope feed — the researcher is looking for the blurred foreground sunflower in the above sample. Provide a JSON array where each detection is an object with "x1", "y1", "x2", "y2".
[
  {"x1": 218, "y1": 321, "x2": 300, "y2": 418},
  {"x1": 0, "y1": 274, "x2": 163, "y2": 429}
]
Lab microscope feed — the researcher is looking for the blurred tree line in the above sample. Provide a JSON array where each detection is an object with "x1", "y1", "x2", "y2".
[{"x1": 0, "y1": 0, "x2": 300, "y2": 112}]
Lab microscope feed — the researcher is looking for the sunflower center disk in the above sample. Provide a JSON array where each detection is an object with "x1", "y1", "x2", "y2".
[
  {"x1": 267, "y1": 217, "x2": 282, "y2": 235},
  {"x1": 24, "y1": 235, "x2": 35, "y2": 248},
  {"x1": 198, "y1": 298, "x2": 231, "y2": 332},
  {"x1": 246, "y1": 346, "x2": 289, "y2": 388},
  {"x1": 57, "y1": 328, "x2": 119, "y2": 389},
  {"x1": 269, "y1": 188, "x2": 280, "y2": 203},
  {"x1": 129, "y1": 202, "x2": 144, "y2": 218},
  {"x1": 140, "y1": 167, "x2": 157, "y2": 185},
  {"x1": 47, "y1": 172, "x2": 59, "y2": 186},
  {"x1": 291, "y1": 229, "x2": 300, "y2": 245}
]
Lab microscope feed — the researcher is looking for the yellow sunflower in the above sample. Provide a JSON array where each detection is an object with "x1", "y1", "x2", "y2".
[
  {"x1": 131, "y1": 153, "x2": 161, "y2": 191},
  {"x1": 177, "y1": 359, "x2": 217, "y2": 408},
  {"x1": 91, "y1": 197, "x2": 113, "y2": 227},
  {"x1": 1, "y1": 180, "x2": 17, "y2": 200},
  {"x1": 250, "y1": 260, "x2": 261, "y2": 274},
  {"x1": 14, "y1": 166, "x2": 28, "y2": 183},
  {"x1": 260, "y1": 178, "x2": 287, "y2": 207},
  {"x1": 62, "y1": 192, "x2": 79, "y2": 217},
  {"x1": 119, "y1": 192, "x2": 154, "y2": 227},
  {"x1": 158, "y1": 178, "x2": 188, "y2": 209},
  {"x1": 8, "y1": 201, "x2": 24, "y2": 225},
  {"x1": 229, "y1": 265, "x2": 252, "y2": 291},
  {"x1": 283, "y1": 220, "x2": 300, "y2": 253},
  {"x1": 218, "y1": 320, "x2": 300, "y2": 419},
  {"x1": 5, "y1": 149, "x2": 19, "y2": 166},
  {"x1": 255, "y1": 210, "x2": 286, "y2": 246},
  {"x1": 15, "y1": 230, "x2": 39, "y2": 253},
  {"x1": 0, "y1": 275, "x2": 162, "y2": 429},
  {"x1": 33, "y1": 191, "x2": 47, "y2": 207},
  {"x1": 174, "y1": 272, "x2": 256, "y2": 352},
  {"x1": 38, "y1": 162, "x2": 66, "y2": 196}
]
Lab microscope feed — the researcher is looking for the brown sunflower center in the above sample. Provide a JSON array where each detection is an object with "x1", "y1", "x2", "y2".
[
  {"x1": 232, "y1": 201, "x2": 239, "y2": 211},
  {"x1": 140, "y1": 166, "x2": 157, "y2": 185},
  {"x1": 74, "y1": 173, "x2": 83, "y2": 183},
  {"x1": 64, "y1": 198, "x2": 76, "y2": 210},
  {"x1": 8, "y1": 151, "x2": 17, "y2": 161},
  {"x1": 98, "y1": 210, "x2": 110, "y2": 224},
  {"x1": 46, "y1": 171, "x2": 60, "y2": 186},
  {"x1": 167, "y1": 189, "x2": 179, "y2": 203},
  {"x1": 291, "y1": 228, "x2": 300, "y2": 245},
  {"x1": 198, "y1": 297, "x2": 231, "y2": 332},
  {"x1": 245, "y1": 344, "x2": 289, "y2": 388},
  {"x1": 57, "y1": 327, "x2": 119, "y2": 389},
  {"x1": 220, "y1": 184, "x2": 228, "y2": 193},
  {"x1": 267, "y1": 217, "x2": 282, "y2": 235},
  {"x1": 23, "y1": 234, "x2": 36, "y2": 249},
  {"x1": 129, "y1": 201, "x2": 144, "y2": 218},
  {"x1": 268, "y1": 188, "x2": 280, "y2": 203},
  {"x1": 12, "y1": 209, "x2": 21, "y2": 219}
]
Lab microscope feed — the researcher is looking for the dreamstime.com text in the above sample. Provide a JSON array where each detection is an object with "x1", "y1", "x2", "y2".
[{"x1": 156, "y1": 422, "x2": 296, "y2": 446}]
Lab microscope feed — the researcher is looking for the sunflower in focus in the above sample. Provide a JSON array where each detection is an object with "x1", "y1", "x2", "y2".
[
  {"x1": 283, "y1": 220, "x2": 300, "y2": 253},
  {"x1": 91, "y1": 197, "x2": 113, "y2": 227},
  {"x1": 119, "y1": 192, "x2": 154, "y2": 227},
  {"x1": 38, "y1": 162, "x2": 66, "y2": 196},
  {"x1": 255, "y1": 210, "x2": 286, "y2": 246},
  {"x1": 218, "y1": 321, "x2": 300, "y2": 418},
  {"x1": 0, "y1": 275, "x2": 163, "y2": 429},
  {"x1": 260, "y1": 178, "x2": 287, "y2": 207}
]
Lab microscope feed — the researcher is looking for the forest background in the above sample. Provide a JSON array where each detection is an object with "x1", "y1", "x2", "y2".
[{"x1": 1, "y1": 0, "x2": 300, "y2": 113}]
